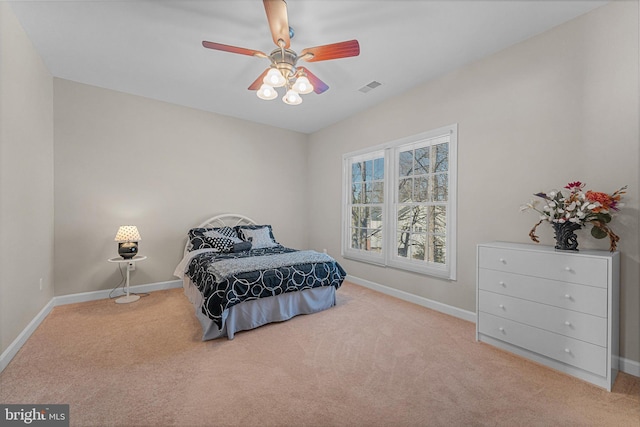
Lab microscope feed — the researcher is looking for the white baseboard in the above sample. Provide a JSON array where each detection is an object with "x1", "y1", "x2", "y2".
[
  {"x1": 346, "y1": 274, "x2": 640, "y2": 379},
  {"x1": 619, "y1": 356, "x2": 640, "y2": 378},
  {"x1": 346, "y1": 274, "x2": 476, "y2": 323},
  {"x1": 0, "y1": 279, "x2": 182, "y2": 373},
  {"x1": 0, "y1": 299, "x2": 56, "y2": 373}
]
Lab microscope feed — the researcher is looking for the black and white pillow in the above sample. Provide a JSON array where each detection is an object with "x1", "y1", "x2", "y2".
[
  {"x1": 188, "y1": 227, "x2": 241, "y2": 252},
  {"x1": 235, "y1": 225, "x2": 279, "y2": 249}
]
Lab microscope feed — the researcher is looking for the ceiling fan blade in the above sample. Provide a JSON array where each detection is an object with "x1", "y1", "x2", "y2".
[
  {"x1": 263, "y1": 0, "x2": 290, "y2": 49},
  {"x1": 298, "y1": 67, "x2": 329, "y2": 94},
  {"x1": 300, "y1": 40, "x2": 360, "y2": 62},
  {"x1": 248, "y1": 68, "x2": 270, "y2": 90},
  {"x1": 202, "y1": 41, "x2": 267, "y2": 58}
]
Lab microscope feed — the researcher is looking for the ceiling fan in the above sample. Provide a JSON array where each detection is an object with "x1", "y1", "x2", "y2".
[{"x1": 202, "y1": 0, "x2": 360, "y2": 105}]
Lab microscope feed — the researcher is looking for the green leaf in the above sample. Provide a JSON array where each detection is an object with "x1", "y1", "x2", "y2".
[
  {"x1": 591, "y1": 226, "x2": 607, "y2": 239},
  {"x1": 597, "y1": 213, "x2": 612, "y2": 223}
]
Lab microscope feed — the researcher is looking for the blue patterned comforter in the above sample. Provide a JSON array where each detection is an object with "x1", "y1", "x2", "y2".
[{"x1": 186, "y1": 246, "x2": 346, "y2": 329}]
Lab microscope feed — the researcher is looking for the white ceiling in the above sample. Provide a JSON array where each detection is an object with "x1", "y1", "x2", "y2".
[{"x1": 10, "y1": 0, "x2": 608, "y2": 134}]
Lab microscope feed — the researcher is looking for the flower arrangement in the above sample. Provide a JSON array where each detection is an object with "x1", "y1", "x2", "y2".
[{"x1": 521, "y1": 181, "x2": 626, "y2": 251}]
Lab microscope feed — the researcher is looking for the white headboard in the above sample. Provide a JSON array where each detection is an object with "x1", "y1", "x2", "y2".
[{"x1": 184, "y1": 213, "x2": 257, "y2": 255}]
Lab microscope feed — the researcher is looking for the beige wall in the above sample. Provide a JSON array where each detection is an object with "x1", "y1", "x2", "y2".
[
  {"x1": 307, "y1": 1, "x2": 640, "y2": 364},
  {"x1": 53, "y1": 79, "x2": 308, "y2": 296},
  {"x1": 0, "y1": 3, "x2": 55, "y2": 353}
]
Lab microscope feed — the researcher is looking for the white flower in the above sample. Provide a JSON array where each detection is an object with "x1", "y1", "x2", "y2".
[{"x1": 566, "y1": 202, "x2": 576, "y2": 211}]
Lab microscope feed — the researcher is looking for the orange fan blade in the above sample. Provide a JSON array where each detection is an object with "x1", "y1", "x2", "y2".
[
  {"x1": 298, "y1": 67, "x2": 329, "y2": 94},
  {"x1": 263, "y1": 0, "x2": 290, "y2": 48},
  {"x1": 202, "y1": 41, "x2": 267, "y2": 58},
  {"x1": 300, "y1": 40, "x2": 360, "y2": 62},
  {"x1": 248, "y1": 68, "x2": 270, "y2": 90}
]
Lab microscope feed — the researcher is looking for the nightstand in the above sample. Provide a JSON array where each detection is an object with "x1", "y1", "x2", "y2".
[{"x1": 108, "y1": 255, "x2": 147, "y2": 304}]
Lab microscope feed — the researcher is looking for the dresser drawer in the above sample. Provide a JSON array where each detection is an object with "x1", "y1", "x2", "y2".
[
  {"x1": 478, "y1": 246, "x2": 608, "y2": 287},
  {"x1": 478, "y1": 269, "x2": 607, "y2": 317},
  {"x1": 478, "y1": 290, "x2": 607, "y2": 346},
  {"x1": 478, "y1": 312, "x2": 606, "y2": 377}
]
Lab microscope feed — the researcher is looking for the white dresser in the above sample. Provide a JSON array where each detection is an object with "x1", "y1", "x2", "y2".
[{"x1": 476, "y1": 242, "x2": 619, "y2": 391}]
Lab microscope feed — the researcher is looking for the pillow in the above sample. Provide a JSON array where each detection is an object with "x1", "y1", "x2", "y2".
[
  {"x1": 235, "y1": 225, "x2": 279, "y2": 249},
  {"x1": 188, "y1": 227, "x2": 241, "y2": 252},
  {"x1": 232, "y1": 241, "x2": 252, "y2": 252}
]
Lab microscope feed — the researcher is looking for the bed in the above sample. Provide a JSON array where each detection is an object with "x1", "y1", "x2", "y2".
[{"x1": 174, "y1": 214, "x2": 346, "y2": 340}]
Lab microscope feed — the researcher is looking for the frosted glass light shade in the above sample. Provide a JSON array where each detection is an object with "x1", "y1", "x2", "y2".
[
  {"x1": 257, "y1": 84, "x2": 277, "y2": 100},
  {"x1": 115, "y1": 225, "x2": 141, "y2": 242},
  {"x1": 282, "y1": 89, "x2": 302, "y2": 105},
  {"x1": 292, "y1": 76, "x2": 313, "y2": 94},
  {"x1": 263, "y1": 68, "x2": 286, "y2": 87}
]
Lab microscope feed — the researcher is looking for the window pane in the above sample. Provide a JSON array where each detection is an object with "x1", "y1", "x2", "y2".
[
  {"x1": 428, "y1": 235, "x2": 446, "y2": 264},
  {"x1": 370, "y1": 181, "x2": 384, "y2": 203},
  {"x1": 412, "y1": 206, "x2": 428, "y2": 232},
  {"x1": 414, "y1": 176, "x2": 429, "y2": 202},
  {"x1": 374, "y1": 158, "x2": 384, "y2": 180},
  {"x1": 364, "y1": 160, "x2": 374, "y2": 181},
  {"x1": 433, "y1": 173, "x2": 448, "y2": 201},
  {"x1": 410, "y1": 233, "x2": 427, "y2": 261},
  {"x1": 397, "y1": 206, "x2": 414, "y2": 231},
  {"x1": 415, "y1": 147, "x2": 430, "y2": 174},
  {"x1": 398, "y1": 178, "x2": 412, "y2": 203},
  {"x1": 433, "y1": 206, "x2": 446, "y2": 234},
  {"x1": 434, "y1": 143, "x2": 448, "y2": 172},
  {"x1": 397, "y1": 231, "x2": 410, "y2": 258},
  {"x1": 399, "y1": 150, "x2": 413, "y2": 177},
  {"x1": 350, "y1": 227, "x2": 361, "y2": 249},
  {"x1": 367, "y1": 228, "x2": 383, "y2": 252},
  {"x1": 352, "y1": 183, "x2": 363, "y2": 203},
  {"x1": 370, "y1": 206, "x2": 383, "y2": 223},
  {"x1": 352, "y1": 162, "x2": 363, "y2": 183},
  {"x1": 351, "y1": 207, "x2": 360, "y2": 228}
]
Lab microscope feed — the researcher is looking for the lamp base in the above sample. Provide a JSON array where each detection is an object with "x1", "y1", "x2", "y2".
[
  {"x1": 118, "y1": 242, "x2": 138, "y2": 259},
  {"x1": 115, "y1": 294, "x2": 140, "y2": 304}
]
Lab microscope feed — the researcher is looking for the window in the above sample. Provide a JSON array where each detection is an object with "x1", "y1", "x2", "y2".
[{"x1": 342, "y1": 124, "x2": 457, "y2": 279}]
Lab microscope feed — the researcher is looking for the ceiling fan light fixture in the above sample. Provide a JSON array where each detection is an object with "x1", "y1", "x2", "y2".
[
  {"x1": 292, "y1": 75, "x2": 313, "y2": 95},
  {"x1": 257, "y1": 84, "x2": 277, "y2": 100},
  {"x1": 283, "y1": 89, "x2": 302, "y2": 105},
  {"x1": 264, "y1": 68, "x2": 286, "y2": 87}
]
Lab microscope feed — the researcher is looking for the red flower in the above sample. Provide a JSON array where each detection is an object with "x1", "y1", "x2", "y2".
[
  {"x1": 564, "y1": 181, "x2": 584, "y2": 191},
  {"x1": 585, "y1": 190, "x2": 613, "y2": 212}
]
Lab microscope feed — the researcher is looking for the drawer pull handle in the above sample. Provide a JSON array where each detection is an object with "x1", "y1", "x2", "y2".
[
  {"x1": 499, "y1": 304, "x2": 505, "y2": 309},
  {"x1": 498, "y1": 327, "x2": 505, "y2": 332},
  {"x1": 564, "y1": 267, "x2": 572, "y2": 272},
  {"x1": 564, "y1": 321, "x2": 572, "y2": 326},
  {"x1": 564, "y1": 294, "x2": 571, "y2": 299},
  {"x1": 564, "y1": 348, "x2": 571, "y2": 354},
  {"x1": 499, "y1": 281, "x2": 506, "y2": 287},
  {"x1": 499, "y1": 258, "x2": 506, "y2": 264}
]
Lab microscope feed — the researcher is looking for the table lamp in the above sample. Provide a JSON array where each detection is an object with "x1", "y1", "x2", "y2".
[{"x1": 114, "y1": 225, "x2": 141, "y2": 259}]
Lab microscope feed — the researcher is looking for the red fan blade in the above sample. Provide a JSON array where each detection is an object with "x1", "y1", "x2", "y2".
[
  {"x1": 202, "y1": 41, "x2": 267, "y2": 58},
  {"x1": 263, "y1": 0, "x2": 290, "y2": 49},
  {"x1": 248, "y1": 68, "x2": 270, "y2": 90},
  {"x1": 298, "y1": 67, "x2": 329, "y2": 94},
  {"x1": 300, "y1": 40, "x2": 360, "y2": 62}
]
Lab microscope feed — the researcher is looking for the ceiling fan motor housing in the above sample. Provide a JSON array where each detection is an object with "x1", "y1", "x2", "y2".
[{"x1": 270, "y1": 48, "x2": 298, "y2": 79}]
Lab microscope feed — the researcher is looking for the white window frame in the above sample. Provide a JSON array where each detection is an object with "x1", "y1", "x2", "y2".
[{"x1": 341, "y1": 124, "x2": 457, "y2": 280}]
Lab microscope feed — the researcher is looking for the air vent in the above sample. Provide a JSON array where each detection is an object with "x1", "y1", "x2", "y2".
[{"x1": 358, "y1": 81, "x2": 382, "y2": 93}]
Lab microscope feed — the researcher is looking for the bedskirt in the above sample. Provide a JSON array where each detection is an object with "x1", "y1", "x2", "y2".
[{"x1": 183, "y1": 276, "x2": 336, "y2": 340}]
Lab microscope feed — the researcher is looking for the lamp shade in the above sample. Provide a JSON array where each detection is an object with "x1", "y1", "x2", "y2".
[
  {"x1": 115, "y1": 226, "x2": 141, "y2": 242},
  {"x1": 282, "y1": 89, "x2": 302, "y2": 105},
  {"x1": 292, "y1": 75, "x2": 313, "y2": 95},
  {"x1": 257, "y1": 84, "x2": 277, "y2": 100},
  {"x1": 263, "y1": 68, "x2": 286, "y2": 88}
]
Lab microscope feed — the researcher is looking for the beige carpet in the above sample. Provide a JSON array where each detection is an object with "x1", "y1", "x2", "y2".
[{"x1": 0, "y1": 282, "x2": 638, "y2": 426}]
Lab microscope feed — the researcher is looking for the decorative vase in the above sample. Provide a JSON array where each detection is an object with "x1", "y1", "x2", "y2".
[{"x1": 552, "y1": 222, "x2": 581, "y2": 251}]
